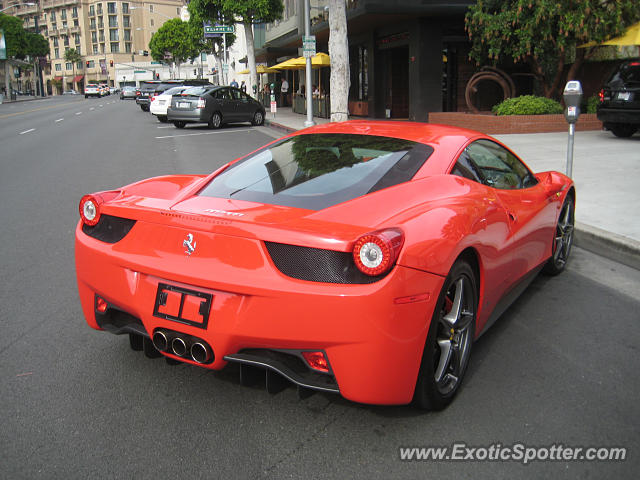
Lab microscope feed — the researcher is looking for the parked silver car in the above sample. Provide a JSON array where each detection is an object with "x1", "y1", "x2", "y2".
[
  {"x1": 120, "y1": 86, "x2": 137, "y2": 100},
  {"x1": 167, "y1": 86, "x2": 265, "y2": 129}
]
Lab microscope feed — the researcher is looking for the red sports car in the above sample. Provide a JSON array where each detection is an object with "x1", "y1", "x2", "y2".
[{"x1": 75, "y1": 121, "x2": 575, "y2": 408}]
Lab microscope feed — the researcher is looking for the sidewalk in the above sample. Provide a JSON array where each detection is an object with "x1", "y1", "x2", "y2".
[{"x1": 265, "y1": 107, "x2": 640, "y2": 270}]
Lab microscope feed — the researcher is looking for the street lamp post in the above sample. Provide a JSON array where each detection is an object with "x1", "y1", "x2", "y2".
[{"x1": 303, "y1": 0, "x2": 315, "y2": 127}]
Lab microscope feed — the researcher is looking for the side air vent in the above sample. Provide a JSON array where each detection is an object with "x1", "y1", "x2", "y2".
[
  {"x1": 82, "y1": 214, "x2": 136, "y2": 243},
  {"x1": 264, "y1": 241, "x2": 388, "y2": 284}
]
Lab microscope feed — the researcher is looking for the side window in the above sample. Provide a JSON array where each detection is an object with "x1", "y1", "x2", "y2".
[
  {"x1": 451, "y1": 150, "x2": 485, "y2": 184},
  {"x1": 464, "y1": 140, "x2": 537, "y2": 189},
  {"x1": 215, "y1": 88, "x2": 231, "y2": 100}
]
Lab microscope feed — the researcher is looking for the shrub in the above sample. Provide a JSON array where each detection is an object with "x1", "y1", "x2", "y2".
[
  {"x1": 585, "y1": 96, "x2": 599, "y2": 114},
  {"x1": 492, "y1": 95, "x2": 564, "y2": 115}
]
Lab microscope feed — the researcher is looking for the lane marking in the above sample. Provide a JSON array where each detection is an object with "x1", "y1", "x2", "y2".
[
  {"x1": 55, "y1": 118, "x2": 64, "y2": 122},
  {"x1": 90, "y1": 107, "x2": 95, "y2": 111},
  {"x1": 157, "y1": 126, "x2": 173, "y2": 129},
  {"x1": 155, "y1": 128, "x2": 254, "y2": 139},
  {"x1": 75, "y1": 112, "x2": 82, "y2": 115},
  {"x1": 19, "y1": 128, "x2": 35, "y2": 135}
]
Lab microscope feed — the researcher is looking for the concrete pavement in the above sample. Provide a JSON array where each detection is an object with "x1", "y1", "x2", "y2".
[{"x1": 265, "y1": 107, "x2": 640, "y2": 270}]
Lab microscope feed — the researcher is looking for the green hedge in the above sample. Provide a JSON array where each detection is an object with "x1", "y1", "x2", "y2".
[
  {"x1": 492, "y1": 95, "x2": 564, "y2": 116},
  {"x1": 585, "y1": 96, "x2": 599, "y2": 114}
]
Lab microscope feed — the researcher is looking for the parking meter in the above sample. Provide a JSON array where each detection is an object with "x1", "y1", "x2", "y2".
[
  {"x1": 563, "y1": 81, "x2": 582, "y2": 124},
  {"x1": 563, "y1": 80, "x2": 582, "y2": 178}
]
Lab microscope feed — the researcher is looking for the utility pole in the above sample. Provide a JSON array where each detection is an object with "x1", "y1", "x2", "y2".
[{"x1": 34, "y1": 14, "x2": 45, "y2": 96}]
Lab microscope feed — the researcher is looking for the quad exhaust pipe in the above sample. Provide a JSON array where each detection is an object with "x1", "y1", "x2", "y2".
[{"x1": 152, "y1": 329, "x2": 213, "y2": 364}]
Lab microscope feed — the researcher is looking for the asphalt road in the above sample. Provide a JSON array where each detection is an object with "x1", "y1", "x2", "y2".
[{"x1": 1, "y1": 96, "x2": 639, "y2": 479}]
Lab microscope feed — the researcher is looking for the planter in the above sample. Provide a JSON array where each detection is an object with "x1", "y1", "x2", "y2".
[
  {"x1": 428, "y1": 112, "x2": 602, "y2": 134},
  {"x1": 349, "y1": 100, "x2": 369, "y2": 117}
]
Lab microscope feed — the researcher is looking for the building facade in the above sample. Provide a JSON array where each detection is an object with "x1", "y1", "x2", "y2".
[
  {"x1": 9, "y1": 0, "x2": 185, "y2": 94},
  {"x1": 255, "y1": 0, "x2": 475, "y2": 121}
]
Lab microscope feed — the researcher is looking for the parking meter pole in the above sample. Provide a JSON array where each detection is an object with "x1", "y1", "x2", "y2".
[
  {"x1": 223, "y1": 33, "x2": 227, "y2": 86},
  {"x1": 566, "y1": 123, "x2": 575, "y2": 178},
  {"x1": 563, "y1": 80, "x2": 583, "y2": 179}
]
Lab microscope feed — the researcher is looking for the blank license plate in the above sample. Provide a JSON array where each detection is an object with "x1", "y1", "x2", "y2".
[
  {"x1": 617, "y1": 92, "x2": 631, "y2": 101},
  {"x1": 153, "y1": 283, "x2": 212, "y2": 328},
  {"x1": 178, "y1": 102, "x2": 191, "y2": 108}
]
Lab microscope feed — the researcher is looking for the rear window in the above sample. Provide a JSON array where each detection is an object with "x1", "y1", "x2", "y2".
[
  {"x1": 608, "y1": 62, "x2": 640, "y2": 85},
  {"x1": 164, "y1": 86, "x2": 187, "y2": 95},
  {"x1": 183, "y1": 86, "x2": 214, "y2": 96},
  {"x1": 199, "y1": 133, "x2": 433, "y2": 210}
]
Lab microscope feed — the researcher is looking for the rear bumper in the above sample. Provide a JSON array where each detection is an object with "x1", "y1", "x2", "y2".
[
  {"x1": 167, "y1": 109, "x2": 207, "y2": 123},
  {"x1": 75, "y1": 220, "x2": 445, "y2": 405},
  {"x1": 597, "y1": 107, "x2": 640, "y2": 125}
]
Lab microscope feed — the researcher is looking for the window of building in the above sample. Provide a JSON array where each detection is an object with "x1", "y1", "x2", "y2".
[
  {"x1": 107, "y1": 2, "x2": 116, "y2": 14},
  {"x1": 73, "y1": 19, "x2": 78, "y2": 27},
  {"x1": 66, "y1": 62, "x2": 72, "y2": 70},
  {"x1": 98, "y1": 17, "x2": 104, "y2": 28},
  {"x1": 150, "y1": 19, "x2": 154, "y2": 27},
  {"x1": 100, "y1": 43, "x2": 105, "y2": 53},
  {"x1": 53, "y1": 37, "x2": 58, "y2": 47},
  {"x1": 149, "y1": 5, "x2": 153, "y2": 12},
  {"x1": 91, "y1": 31, "x2": 97, "y2": 43},
  {"x1": 89, "y1": 5, "x2": 94, "y2": 16},
  {"x1": 125, "y1": 42, "x2": 132, "y2": 53},
  {"x1": 55, "y1": 63, "x2": 62, "y2": 71},
  {"x1": 123, "y1": 16, "x2": 130, "y2": 28},
  {"x1": 109, "y1": 29, "x2": 118, "y2": 41},
  {"x1": 97, "y1": 4, "x2": 103, "y2": 15},
  {"x1": 76, "y1": 60, "x2": 82, "y2": 68},
  {"x1": 99, "y1": 30, "x2": 105, "y2": 42},
  {"x1": 72, "y1": 6, "x2": 78, "y2": 18},
  {"x1": 60, "y1": 9, "x2": 66, "y2": 20},
  {"x1": 87, "y1": 60, "x2": 95, "y2": 68},
  {"x1": 123, "y1": 29, "x2": 130, "y2": 41},
  {"x1": 110, "y1": 42, "x2": 119, "y2": 53},
  {"x1": 74, "y1": 34, "x2": 80, "y2": 44},
  {"x1": 108, "y1": 15, "x2": 117, "y2": 28},
  {"x1": 62, "y1": 20, "x2": 67, "y2": 28},
  {"x1": 122, "y1": 3, "x2": 129, "y2": 14},
  {"x1": 51, "y1": 22, "x2": 57, "y2": 31},
  {"x1": 63, "y1": 35, "x2": 69, "y2": 46},
  {"x1": 54, "y1": 48, "x2": 59, "y2": 58},
  {"x1": 93, "y1": 44, "x2": 98, "y2": 54},
  {"x1": 50, "y1": 11, "x2": 56, "y2": 21},
  {"x1": 90, "y1": 18, "x2": 96, "y2": 29}
]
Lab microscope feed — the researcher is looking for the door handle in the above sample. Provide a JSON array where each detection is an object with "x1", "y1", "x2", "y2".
[{"x1": 508, "y1": 212, "x2": 517, "y2": 222}]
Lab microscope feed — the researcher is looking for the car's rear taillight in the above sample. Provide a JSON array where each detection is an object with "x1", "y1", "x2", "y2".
[
  {"x1": 598, "y1": 89, "x2": 604, "y2": 103},
  {"x1": 79, "y1": 194, "x2": 103, "y2": 226},
  {"x1": 302, "y1": 351, "x2": 330, "y2": 373},
  {"x1": 196, "y1": 97, "x2": 206, "y2": 109},
  {"x1": 150, "y1": 95, "x2": 156, "y2": 102},
  {"x1": 352, "y1": 228, "x2": 404, "y2": 276}
]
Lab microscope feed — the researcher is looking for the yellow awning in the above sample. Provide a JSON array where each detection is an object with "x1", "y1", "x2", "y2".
[
  {"x1": 290, "y1": 52, "x2": 331, "y2": 68},
  {"x1": 271, "y1": 57, "x2": 305, "y2": 70},
  {"x1": 580, "y1": 22, "x2": 640, "y2": 47},
  {"x1": 237, "y1": 65, "x2": 279, "y2": 74}
]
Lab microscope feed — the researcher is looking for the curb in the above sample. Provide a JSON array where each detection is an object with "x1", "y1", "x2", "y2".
[
  {"x1": 574, "y1": 222, "x2": 640, "y2": 271},
  {"x1": 264, "y1": 118, "x2": 640, "y2": 271}
]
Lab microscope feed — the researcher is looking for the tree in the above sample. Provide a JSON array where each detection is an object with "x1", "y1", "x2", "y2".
[
  {"x1": 149, "y1": 18, "x2": 201, "y2": 77},
  {"x1": 185, "y1": 8, "x2": 236, "y2": 84},
  {"x1": 64, "y1": 48, "x2": 81, "y2": 90},
  {"x1": 465, "y1": 0, "x2": 640, "y2": 98},
  {"x1": 188, "y1": 0, "x2": 283, "y2": 90},
  {"x1": 328, "y1": 0, "x2": 349, "y2": 122}
]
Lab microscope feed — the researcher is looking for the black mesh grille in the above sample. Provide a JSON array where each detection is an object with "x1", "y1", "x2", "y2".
[
  {"x1": 82, "y1": 215, "x2": 136, "y2": 244},
  {"x1": 264, "y1": 241, "x2": 387, "y2": 284}
]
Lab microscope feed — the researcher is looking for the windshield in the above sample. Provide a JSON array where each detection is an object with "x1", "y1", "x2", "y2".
[{"x1": 199, "y1": 133, "x2": 433, "y2": 210}]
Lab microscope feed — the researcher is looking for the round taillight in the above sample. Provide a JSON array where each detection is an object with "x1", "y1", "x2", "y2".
[
  {"x1": 353, "y1": 228, "x2": 404, "y2": 276},
  {"x1": 79, "y1": 194, "x2": 102, "y2": 226}
]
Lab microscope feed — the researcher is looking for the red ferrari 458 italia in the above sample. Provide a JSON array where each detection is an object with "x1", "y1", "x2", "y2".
[{"x1": 75, "y1": 121, "x2": 575, "y2": 408}]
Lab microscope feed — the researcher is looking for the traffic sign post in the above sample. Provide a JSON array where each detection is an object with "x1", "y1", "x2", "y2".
[{"x1": 303, "y1": 35, "x2": 316, "y2": 58}]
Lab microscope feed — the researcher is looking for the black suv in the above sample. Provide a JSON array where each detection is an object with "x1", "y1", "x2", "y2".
[
  {"x1": 597, "y1": 59, "x2": 640, "y2": 138},
  {"x1": 136, "y1": 79, "x2": 212, "y2": 112}
]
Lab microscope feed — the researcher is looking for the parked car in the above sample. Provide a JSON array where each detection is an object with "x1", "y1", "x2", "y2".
[
  {"x1": 99, "y1": 84, "x2": 110, "y2": 96},
  {"x1": 150, "y1": 85, "x2": 190, "y2": 122},
  {"x1": 167, "y1": 86, "x2": 265, "y2": 129},
  {"x1": 137, "y1": 79, "x2": 212, "y2": 112},
  {"x1": 84, "y1": 84, "x2": 100, "y2": 98},
  {"x1": 63, "y1": 89, "x2": 79, "y2": 95},
  {"x1": 120, "y1": 86, "x2": 137, "y2": 100},
  {"x1": 597, "y1": 59, "x2": 640, "y2": 138},
  {"x1": 75, "y1": 121, "x2": 575, "y2": 408}
]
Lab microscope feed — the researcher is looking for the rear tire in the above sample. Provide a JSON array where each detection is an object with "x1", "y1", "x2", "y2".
[
  {"x1": 157, "y1": 115, "x2": 168, "y2": 123},
  {"x1": 174, "y1": 121, "x2": 186, "y2": 129},
  {"x1": 413, "y1": 260, "x2": 477, "y2": 410},
  {"x1": 129, "y1": 333, "x2": 143, "y2": 351},
  {"x1": 543, "y1": 195, "x2": 574, "y2": 275},
  {"x1": 252, "y1": 110, "x2": 264, "y2": 126},
  {"x1": 141, "y1": 104, "x2": 149, "y2": 112},
  {"x1": 208, "y1": 112, "x2": 222, "y2": 129},
  {"x1": 609, "y1": 124, "x2": 637, "y2": 138}
]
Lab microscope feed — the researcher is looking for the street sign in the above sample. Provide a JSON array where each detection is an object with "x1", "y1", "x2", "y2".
[
  {"x1": 205, "y1": 25, "x2": 235, "y2": 34},
  {"x1": 151, "y1": 61, "x2": 162, "y2": 65},
  {"x1": 303, "y1": 35, "x2": 316, "y2": 58}
]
